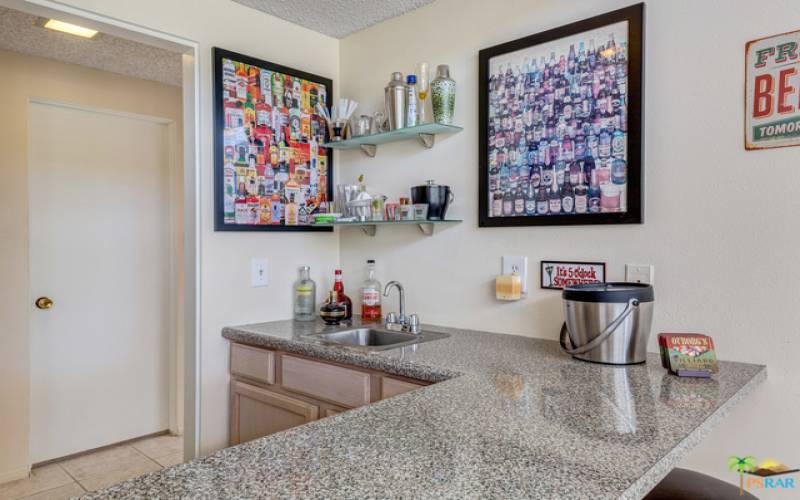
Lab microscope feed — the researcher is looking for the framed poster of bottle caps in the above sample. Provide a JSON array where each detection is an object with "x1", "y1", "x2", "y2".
[
  {"x1": 213, "y1": 47, "x2": 333, "y2": 232},
  {"x1": 478, "y1": 4, "x2": 643, "y2": 227}
]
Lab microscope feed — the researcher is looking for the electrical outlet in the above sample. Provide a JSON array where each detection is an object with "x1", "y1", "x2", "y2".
[
  {"x1": 251, "y1": 258, "x2": 269, "y2": 287},
  {"x1": 626, "y1": 264, "x2": 654, "y2": 284},
  {"x1": 502, "y1": 256, "x2": 528, "y2": 293}
]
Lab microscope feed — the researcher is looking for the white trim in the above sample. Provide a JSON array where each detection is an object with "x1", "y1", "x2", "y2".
[
  {"x1": 166, "y1": 120, "x2": 181, "y2": 436},
  {"x1": 181, "y1": 51, "x2": 202, "y2": 459},
  {"x1": 0, "y1": 466, "x2": 31, "y2": 484},
  {"x1": 28, "y1": 97, "x2": 174, "y2": 124},
  {"x1": 6, "y1": 0, "x2": 197, "y2": 53},
  {"x1": 16, "y1": 0, "x2": 203, "y2": 463}
]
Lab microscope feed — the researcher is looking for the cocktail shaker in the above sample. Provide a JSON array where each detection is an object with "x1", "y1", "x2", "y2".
[{"x1": 385, "y1": 72, "x2": 407, "y2": 130}]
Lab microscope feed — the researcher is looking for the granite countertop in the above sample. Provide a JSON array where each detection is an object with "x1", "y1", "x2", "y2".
[{"x1": 83, "y1": 319, "x2": 765, "y2": 499}]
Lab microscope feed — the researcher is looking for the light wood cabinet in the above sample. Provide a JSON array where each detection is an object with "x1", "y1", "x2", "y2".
[
  {"x1": 230, "y1": 380, "x2": 318, "y2": 445},
  {"x1": 323, "y1": 407, "x2": 345, "y2": 418},
  {"x1": 381, "y1": 376, "x2": 425, "y2": 399},
  {"x1": 228, "y1": 342, "x2": 430, "y2": 446}
]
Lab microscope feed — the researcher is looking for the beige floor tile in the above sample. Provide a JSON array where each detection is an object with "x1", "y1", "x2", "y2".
[
  {"x1": 58, "y1": 446, "x2": 149, "y2": 482},
  {"x1": 19, "y1": 482, "x2": 84, "y2": 500},
  {"x1": 130, "y1": 435, "x2": 183, "y2": 460},
  {"x1": 153, "y1": 452, "x2": 183, "y2": 468},
  {"x1": 77, "y1": 459, "x2": 160, "y2": 493},
  {"x1": 0, "y1": 464, "x2": 73, "y2": 500}
]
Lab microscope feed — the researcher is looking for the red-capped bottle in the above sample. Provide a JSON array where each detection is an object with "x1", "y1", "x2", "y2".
[{"x1": 333, "y1": 269, "x2": 353, "y2": 320}]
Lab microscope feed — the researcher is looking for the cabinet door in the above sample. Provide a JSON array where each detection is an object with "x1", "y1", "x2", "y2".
[
  {"x1": 323, "y1": 406, "x2": 346, "y2": 418},
  {"x1": 381, "y1": 376, "x2": 425, "y2": 400},
  {"x1": 230, "y1": 380, "x2": 319, "y2": 445}
]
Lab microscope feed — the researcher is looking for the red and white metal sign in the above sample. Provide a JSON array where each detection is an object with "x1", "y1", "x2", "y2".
[
  {"x1": 745, "y1": 29, "x2": 800, "y2": 150},
  {"x1": 541, "y1": 261, "x2": 606, "y2": 290}
]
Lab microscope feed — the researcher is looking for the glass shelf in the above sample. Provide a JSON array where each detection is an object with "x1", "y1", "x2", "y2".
[
  {"x1": 311, "y1": 218, "x2": 462, "y2": 237},
  {"x1": 321, "y1": 123, "x2": 463, "y2": 157}
]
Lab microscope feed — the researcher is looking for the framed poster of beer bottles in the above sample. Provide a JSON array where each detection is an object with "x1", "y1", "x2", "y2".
[
  {"x1": 213, "y1": 47, "x2": 333, "y2": 232},
  {"x1": 478, "y1": 4, "x2": 643, "y2": 227}
]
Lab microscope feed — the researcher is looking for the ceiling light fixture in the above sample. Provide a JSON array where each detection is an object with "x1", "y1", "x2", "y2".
[{"x1": 43, "y1": 19, "x2": 98, "y2": 39}]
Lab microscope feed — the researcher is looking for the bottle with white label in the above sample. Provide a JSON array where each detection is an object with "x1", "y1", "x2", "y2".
[
  {"x1": 406, "y1": 75, "x2": 418, "y2": 127},
  {"x1": 360, "y1": 259, "x2": 382, "y2": 321}
]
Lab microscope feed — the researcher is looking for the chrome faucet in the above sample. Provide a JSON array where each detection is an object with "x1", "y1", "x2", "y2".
[{"x1": 383, "y1": 281, "x2": 420, "y2": 334}]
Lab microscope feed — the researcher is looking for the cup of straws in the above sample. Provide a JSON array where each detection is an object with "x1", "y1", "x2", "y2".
[{"x1": 316, "y1": 98, "x2": 358, "y2": 142}]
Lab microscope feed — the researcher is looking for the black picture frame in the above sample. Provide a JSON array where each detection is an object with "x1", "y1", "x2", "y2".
[
  {"x1": 478, "y1": 4, "x2": 644, "y2": 227},
  {"x1": 213, "y1": 47, "x2": 334, "y2": 232},
  {"x1": 540, "y1": 260, "x2": 607, "y2": 290}
]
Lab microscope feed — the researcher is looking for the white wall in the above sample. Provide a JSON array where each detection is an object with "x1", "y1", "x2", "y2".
[
  {"x1": 0, "y1": 0, "x2": 340, "y2": 477},
  {"x1": 339, "y1": 0, "x2": 800, "y2": 489}
]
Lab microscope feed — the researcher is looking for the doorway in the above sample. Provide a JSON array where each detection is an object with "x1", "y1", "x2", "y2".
[{"x1": 0, "y1": 0, "x2": 200, "y2": 484}]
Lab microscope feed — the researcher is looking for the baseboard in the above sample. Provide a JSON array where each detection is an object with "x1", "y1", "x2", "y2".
[
  {"x1": 32, "y1": 429, "x2": 171, "y2": 468},
  {"x1": 0, "y1": 465, "x2": 31, "y2": 485}
]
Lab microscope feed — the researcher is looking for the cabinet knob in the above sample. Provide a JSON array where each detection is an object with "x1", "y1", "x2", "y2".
[{"x1": 35, "y1": 297, "x2": 54, "y2": 310}]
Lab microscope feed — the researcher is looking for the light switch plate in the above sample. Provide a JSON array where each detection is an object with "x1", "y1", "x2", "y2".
[
  {"x1": 251, "y1": 258, "x2": 269, "y2": 287},
  {"x1": 502, "y1": 256, "x2": 528, "y2": 293},
  {"x1": 626, "y1": 264, "x2": 654, "y2": 284}
]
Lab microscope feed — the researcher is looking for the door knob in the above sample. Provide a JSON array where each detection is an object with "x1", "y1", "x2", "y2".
[{"x1": 35, "y1": 297, "x2": 54, "y2": 310}]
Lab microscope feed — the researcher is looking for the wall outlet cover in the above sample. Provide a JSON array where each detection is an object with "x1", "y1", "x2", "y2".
[
  {"x1": 626, "y1": 264, "x2": 654, "y2": 284},
  {"x1": 502, "y1": 256, "x2": 528, "y2": 293},
  {"x1": 251, "y1": 258, "x2": 269, "y2": 287}
]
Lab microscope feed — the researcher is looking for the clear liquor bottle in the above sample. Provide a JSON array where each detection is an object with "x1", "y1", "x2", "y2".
[{"x1": 293, "y1": 266, "x2": 316, "y2": 321}]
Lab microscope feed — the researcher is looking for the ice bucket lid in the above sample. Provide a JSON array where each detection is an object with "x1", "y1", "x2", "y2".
[{"x1": 562, "y1": 282, "x2": 654, "y2": 303}]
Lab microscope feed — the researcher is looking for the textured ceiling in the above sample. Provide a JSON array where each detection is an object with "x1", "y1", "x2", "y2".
[
  {"x1": 0, "y1": 6, "x2": 182, "y2": 86},
  {"x1": 232, "y1": 0, "x2": 438, "y2": 38}
]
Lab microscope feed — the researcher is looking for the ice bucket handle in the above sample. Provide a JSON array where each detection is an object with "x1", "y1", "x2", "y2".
[{"x1": 559, "y1": 298, "x2": 639, "y2": 355}]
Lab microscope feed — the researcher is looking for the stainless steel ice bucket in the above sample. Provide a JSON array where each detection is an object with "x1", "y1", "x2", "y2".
[{"x1": 559, "y1": 283, "x2": 655, "y2": 365}]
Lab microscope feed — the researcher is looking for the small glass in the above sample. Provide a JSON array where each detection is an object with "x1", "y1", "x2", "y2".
[
  {"x1": 370, "y1": 196, "x2": 386, "y2": 221},
  {"x1": 400, "y1": 204, "x2": 415, "y2": 221},
  {"x1": 331, "y1": 120, "x2": 348, "y2": 141},
  {"x1": 385, "y1": 202, "x2": 399, "y2": 221},
  {"x1": 413, "y1": 203, "x2": 429, "y2": 220}
]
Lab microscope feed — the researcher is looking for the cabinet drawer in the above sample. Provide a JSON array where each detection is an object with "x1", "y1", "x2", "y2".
[
  {"x1": 281, "y1": 355, "x2": 371, "y2": 408},
  {"x1": 230, "y1": 343, "x2": 275, "y2": 385},
  {"x1": 381, "y1": 376, "x2": 424, "y2": 399}
]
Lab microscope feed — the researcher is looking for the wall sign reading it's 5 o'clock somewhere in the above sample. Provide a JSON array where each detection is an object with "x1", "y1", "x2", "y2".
[
  {"x1": 541, "y1": 261, "x2": 606, "y2": 290},
  {"x1": 745, "y1": 29, "x2": 800, "y2": 150}
]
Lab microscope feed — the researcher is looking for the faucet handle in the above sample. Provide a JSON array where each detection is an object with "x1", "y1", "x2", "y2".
[
  {"x1": 408, "y1": 314, "x2": 420, "y2": 334},
  {"x1": 385, "y1": 312, "x2": 397, "y2": 324}
]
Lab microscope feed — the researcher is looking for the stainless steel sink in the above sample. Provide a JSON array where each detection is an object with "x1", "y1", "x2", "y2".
[{"x1": 302, "y1": 327, "x2": 448, "y2": 351}]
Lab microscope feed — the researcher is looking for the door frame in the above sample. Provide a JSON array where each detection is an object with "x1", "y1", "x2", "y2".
[{"x1": 6, "y1": 0, "x2": 203, "y2": 466}]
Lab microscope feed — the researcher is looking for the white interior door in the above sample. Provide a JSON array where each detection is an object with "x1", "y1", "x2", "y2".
[{"x1": 29, "y1": 100, "x2": 172, "y2": 463}]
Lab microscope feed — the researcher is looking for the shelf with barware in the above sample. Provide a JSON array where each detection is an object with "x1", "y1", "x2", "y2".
[
  {"x1": 321, "y1": 123, "x2": 463, "y2": 158},
  {"x1": 310, "y1": 218, "x2": 462, "y2": 237}
]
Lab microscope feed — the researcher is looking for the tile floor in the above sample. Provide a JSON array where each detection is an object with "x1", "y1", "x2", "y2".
[{"x1": 0, "y1": 435, "x2": 183, "y2": 500}]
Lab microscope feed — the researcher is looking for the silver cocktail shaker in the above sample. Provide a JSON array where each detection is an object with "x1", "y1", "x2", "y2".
[{"x1": 385, "y1": 72, "x2": 407, "y2": 130}]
